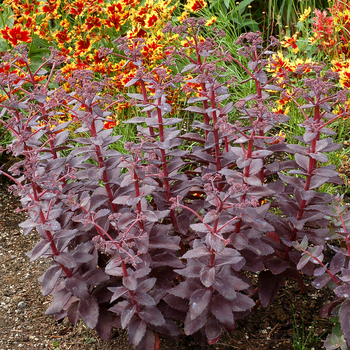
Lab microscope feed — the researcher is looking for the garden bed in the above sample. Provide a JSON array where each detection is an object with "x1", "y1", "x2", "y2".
[{"x1": 0, "y1": 172, "x2": 335, "y2": 350}]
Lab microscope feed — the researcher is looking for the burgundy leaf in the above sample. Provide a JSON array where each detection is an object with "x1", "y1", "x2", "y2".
[
  {"x1": 138, "y1": 328, "x2": 156, "y2": 350},
  {"x1": 182, "y1": 246, "x2": 211, "y2": 259},
  {"x1": 151, "y1": 252, "x2": 184, "y2": 268},
  {"x1": 139, "y1": 306, "x2": 166, "y2": 326},
  {"x1": 265, "y1": 258, "x2": 290, "y2": 275},
  {"x1": 205, "y1": 318, "x2": 222, "y2": 345},
  {"x1": 132, "y1": 292, "x2": 156, "y2": 306},
  {"x1": 215, "y1": 248, "x2": 244, "y2": 267},
  {"x1": 45, "y1": 289, "x2": 72, "y2": 315},
  {"x1": 168, "y1": 280, "x2": 201, "y2": 299},
  {"x1": 95, "y1": 307, "x2": 120, "y2": 341},
  {"x1": 212, "y1": 276, "x2": 237, "y2": 300},
  {"x1": 335, "y1": 285, "x2": 350, "y2": 299},
  {"x1": 136, "y1": 278, "x2": 157, "y2": 293},
  {"x1": 121, "y1": 303, "x2": 137, "y2": 329},
  {"x1": 41, "y1": 265, "x2": 61, "y2": 296},
  {"x1": 230, "y1": 293, "x2": 255, "y2": 312},
  {"x1": 65, "y1": 275, "x2": 90, "y2": 299},
  {"x1": 108, "y1": 286, "x2": 128, "y2": 302},
  {"x1": 128, "y1": 317, "x2": 147, "y2": 348},
  {"x1": 184, "y1": 310, "x2": 208, "y2": 335},
  {"x1": 200, "y1": 266, "x2": 216, "y2": 287},
  {"x1": 67, "y1": 300, "x2": 80, "y2": 326},
  {"x1": 54, "y1": 252, "x2": 77, "y2": 268},
  {"x1": 209, "y1": 294, "x2": 234, "y2": 328},
  {"x1": 339, "y1": 299, "x2": 350, "y2": 346},
  {"x1": 258, "y1": 271, "x2": 284, "y2": 307},
  {"x1": 330, "y1": 252, "x2": 345, "y2": 274},
  {"x1": 255, "y1": 71, "x2": 268, "y2": 84},
  {"x1": 29, "y1": 239, "x2": 51, "y2": 262},
  {"x1": 123, "y1": 276, "x2": 138, "y2": 291},
  {"x1": 312, "y1": 273, "x2": 332, "y2": 289},
  {"x1": 164, "y1": 294, "x2": 189, "y2": 313},
  {"x1": 189, "y1": 289, "x2": 212, "y2": 320}
]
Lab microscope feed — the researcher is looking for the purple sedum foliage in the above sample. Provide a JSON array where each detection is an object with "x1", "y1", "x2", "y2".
[{"x1": 0, "y1": 18, "x2": 349, "y2": 349}]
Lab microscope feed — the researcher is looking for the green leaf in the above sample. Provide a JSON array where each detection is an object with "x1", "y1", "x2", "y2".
[
  {"x1": 236, "y1": 0, "x2": 254, "y2": 15},
  {"x1": 223, "y1": 0, "x2": 230, "y2": 10},
  {"x1": 0, "y1": 6, "x2": 14, "y2": 28}
]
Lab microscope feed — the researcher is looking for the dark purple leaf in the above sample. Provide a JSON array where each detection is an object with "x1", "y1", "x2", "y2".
[
  {"x1": 168, "y1": 280, "x2": 201, "y2": 299},
  {"x1": 181, "y1": 63, "x2": 196, "y2": 73},
  {"x1": 258, "y1": 271, "x2": 284, "y2": 307},
  {"x1": 209, "y1": 294, "x2": 234, "y2": 328},
  {"x1": 151, "y1": 252, "x2": 184, "y2": 268},
  {"x1": 139, "y1": 306, "x2": 166, "y2": 326},
  {"x1": 72, "y1": 252, "x2": 94, "y2": 264},
  {"x1": 128, "y1": 317, "x2": 147, "y2": 348},
  {"x1": 41, "y1": 265, "x2": 61, "y2": 296},
  {"x1": 330, "y1": 252, "x2": 345, "y2": 274},
  {"x1": 314, "y1": 264, "x2": 328, "y2": 277},
  {"x1": 179, "y1": 132, "x2": 205, "y2": 144},
  {"x1": 212, "y1": 276, "x2": 237, "y2": 300},
  {"x1": 230, "y1": 293, "x2": 255, "y2": 312},
  {"x1": 215, "y1": 248, "x2": 244, "y2": 267},
  {"x1": 265, "y1": 258, "x2": 290, "y2": 275},
  {"x1": 65, "y1": 275, "x2": 90, "y2": 299},
  {"x1": 95, "y1": 307, "x2": 120, "y2": 341},
  {"x1": 200, "y1": 266, "x2": 216, "y2": 287},
  {"x1": 123, "y1": 276, "x2": 137, "y2": 291},
  {"x1": 79, "y1": 297, "x2": 99, "y2": 328},
  {"x1": 54, "y1": 252, "x2": 77, "y2": 268},
  {"x1": 132, "y1": 292, "x2": 156, "y2": 306},
  {"x1": 189, "y1": 289, "x2": 212, "y2": 320},
  {"x1": 136, "y1": 278, "x2": 156, "y2": 294},
  {"x1": 28, "y1": 239, "x2": 50, "y2": 262},
  {"x1": 45, "y1": 289, "x2": 72, "y2": 315},
  {"x1": 184, "y1": 106, "x2": 205, "y2": 114},
  {"x1": 137, "y1": 328, "x2": 156, "y2": 350},
  {"x1": 255, "y1": 71, "x2": 268, "y2": 84},
  {"x1": 297, "y1": 253, "x2": 312, "y2": 270},
  {"x1": 184, "y1": 310, "x2": 207, "y2": 335},
  {"x1": 108, "y1": 286, "x2": 128, "y2": 302},
  {"x1": 205, "y1": 318, "x2": 222, "y2": 345},
  {"x1": 312, "y1": 273, "x2": 332, "y2": 289},
  {"x1": 164, "y1": 294, "x2": 189, "y2": 313},
  {"x1": 67, "y1": 301, "x2": 80, "y2": 326},
  {"x1": 335, "y1": 285, "x2": 350, "y2": 298},
  {"x1": 182, "y1": 246, "x2": 211, "y2": 259},
  {"x1": 339, "y1": 299, "x2": 350, "y2": 346},
  {"x1": 121, "y1": 303, "x2": 137, "y2": 329}
]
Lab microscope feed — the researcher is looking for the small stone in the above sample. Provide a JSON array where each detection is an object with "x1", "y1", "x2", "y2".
[{"x1": 17, "y1": 301, "x2": 27, "y2": 309}]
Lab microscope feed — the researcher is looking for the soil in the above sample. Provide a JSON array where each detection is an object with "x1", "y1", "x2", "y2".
[{"x1": 0, "y1": 162, "x2": 339, "y2": 350}]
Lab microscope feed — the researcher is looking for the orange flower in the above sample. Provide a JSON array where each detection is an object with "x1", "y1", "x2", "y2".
[
  {"x1": 104, "y1": 117, "x2": 119, "y2": 129},
  {"x1": 67, "y1": 0, "x2": 86, "y2": 18},
  {"x1": 0, "y1": 25, "x2": 32, "y2": 46},
  {"x1": 41, "y1": 0, "x2": 61, "y2": 19},
  {"x1": 74, "y1": 36, "x2": 92, "y2": 56},
  {"x1": 144, "y1": 13, "x2": 158, "y2": 29},
  {"x1": 53, "y1": 29, "x2": 72, "y2": 46},
  {"x1": 281, "y1": 33, "x2": 299, "y2": 53},
  {"x1": 104, "y1": 14, "x2": 126, "y2": 31},
  {"x1": 184, "y1": 0, "x2": 207, "y2": 13},
  {"x1": 84, "y1": 15, "x2": 101, "y2": 31}
]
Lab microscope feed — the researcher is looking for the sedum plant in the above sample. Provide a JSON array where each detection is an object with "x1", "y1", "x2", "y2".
[{"x1": 0, "y1": 18, "x2": 349, "y2": 349}]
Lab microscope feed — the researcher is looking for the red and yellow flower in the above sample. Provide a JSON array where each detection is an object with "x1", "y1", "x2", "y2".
[
  {"x1": 0, "y1": 25, "x2": 32, "y2": 46},
  {"x1": 281, "y1": 33, "x2": 299, "y2": 53},
  {"x1": 298, "y1": 6, "x2": 311, "y2": 22},
  {"x1": 184, "y1": 0, "x2": 207, "y2": 13}
]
